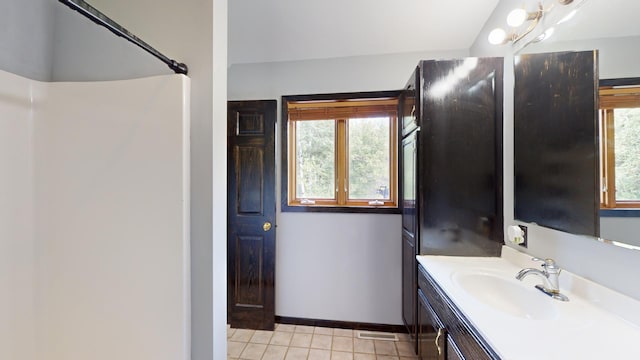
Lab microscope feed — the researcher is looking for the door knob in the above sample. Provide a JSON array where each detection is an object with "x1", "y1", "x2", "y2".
[{"x1": 263, "y1": 222, "x2": 272, "y2": 232}]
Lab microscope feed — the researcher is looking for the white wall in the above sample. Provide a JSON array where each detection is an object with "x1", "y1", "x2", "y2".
[
  {"x1": 51, "y1": 1, "x2": 227, "y2": 358},
  {"x1": 0, "y1": 0, "x2": 55, "y2": 81},
  {"x1": 228, "y1": 49, "x2": 468, "y2": 324},
  {"x1": 0, "y1": 70, "x2": 37, "y2": 360},
  {"x1": 34, "y1": 75, "x2": 191, "y2": 360},
  {"x1": 470, "y1": 2, "x2": 640, "y2": 301}
]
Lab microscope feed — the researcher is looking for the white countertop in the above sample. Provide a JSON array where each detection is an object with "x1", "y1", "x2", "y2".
[{"x1": 417, "y1": 246, "x2": 640, "y2": 360}]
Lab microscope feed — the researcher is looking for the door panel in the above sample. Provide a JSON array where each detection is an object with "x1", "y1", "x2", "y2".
[
  {"x1": 401, "y1": 130, "x2": 418, "y2": 340},
  {"x1": 228, "y1": 100, "x2": 277, "y2": 330},
  {"x1": 236, "y1": 146, "x2": 264, "y2": 214}
]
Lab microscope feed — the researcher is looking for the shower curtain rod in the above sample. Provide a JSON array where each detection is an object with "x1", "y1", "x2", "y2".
[{"x1": 59, "y1": 0, "x2": 188, "y2": 75}]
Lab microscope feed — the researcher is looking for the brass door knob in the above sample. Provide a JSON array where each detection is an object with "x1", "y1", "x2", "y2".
[{"x1": 263, "y1": 222, "x2": 272, "y2": 232}]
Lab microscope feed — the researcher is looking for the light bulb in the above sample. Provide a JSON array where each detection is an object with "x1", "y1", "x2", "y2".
[
  {"x1": 507, "y1": 8, "x2": 528, "y2": 27},
  {"x1": 488, "y1": 28, "x2": 507, "y2": 45}
]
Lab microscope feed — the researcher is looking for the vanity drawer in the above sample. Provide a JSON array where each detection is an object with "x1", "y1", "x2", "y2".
[{"x1": 418, "y1": 264, "x2": 499, "y2": 360}]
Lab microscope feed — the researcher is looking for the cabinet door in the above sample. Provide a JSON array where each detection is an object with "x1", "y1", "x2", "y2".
[
  {"x1": 401, "y1": 66, "x2": 420, "y2": 136},
  {"x1": 401, "y1": 131, "x2": 418, "y2": 337},
  {"x1": 446, "y1": 335, "x2": 464, "y2": 360},
  {"x1": 402, "y1": 232, "x2": 416, "y2": 337},
  {"x1": 418, "y1": 289, "x2": 446, "y2": 360},
  {"x1": 402, "y1": 131, "x2": 418, "y2": 239}
]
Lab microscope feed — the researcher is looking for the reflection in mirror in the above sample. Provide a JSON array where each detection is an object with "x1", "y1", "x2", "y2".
[
  {"x1": 513, "y1": 0, "x2": 640, "y2": 249},
  {"x1": 514, "y1": 50, "x2": 599, "y2": 237}
]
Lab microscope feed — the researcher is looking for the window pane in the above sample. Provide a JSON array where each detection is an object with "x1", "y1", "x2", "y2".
[
  {"x1": 295, "y1": 120, "x2": 335, "y2": 199},
  {"x1": 348, "y1": 117, "x2": 390, "y2": 200},
  {"x1": 614, "y1": 108, "x2": 640, "y2": 201}
]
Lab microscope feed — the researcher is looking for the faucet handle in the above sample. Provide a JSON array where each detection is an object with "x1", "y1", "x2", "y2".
[{"x1": 531, "y1": 257, "x2": 561, "y2": 271}]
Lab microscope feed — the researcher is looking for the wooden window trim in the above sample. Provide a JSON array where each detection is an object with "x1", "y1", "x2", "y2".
[
  {"x1": 282, "y1": 91, "x2": 401, "y2": 214},
  {"x1": 599, "y1": 78, "x2": 640, "y2": 209}
]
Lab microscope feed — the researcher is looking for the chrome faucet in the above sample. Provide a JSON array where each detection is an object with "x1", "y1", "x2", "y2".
[{"x1": 516, "y1": 258, "x2": 569, "y2": 301}]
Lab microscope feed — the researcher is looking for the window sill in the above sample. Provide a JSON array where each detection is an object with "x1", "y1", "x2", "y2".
[
  {"x1": 600, "y1": 209, "x2": 640, "y2": 218},
  {"x1": 282, "y1": 204, "x2": 400, "y2": 214}
]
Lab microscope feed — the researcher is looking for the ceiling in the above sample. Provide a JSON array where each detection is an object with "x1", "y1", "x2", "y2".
[{"x1": 228, "y1": 0, "x2": 500, "y2": 65}]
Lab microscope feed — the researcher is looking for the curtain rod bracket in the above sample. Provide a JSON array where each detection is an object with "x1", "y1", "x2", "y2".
[{"x1": 170, "y1": 61, "x2": 189, "y2": 75}]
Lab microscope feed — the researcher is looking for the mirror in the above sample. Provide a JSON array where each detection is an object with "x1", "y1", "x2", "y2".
[{"x1": 514, "y1": 0, "x2": 640, "y2": 249}]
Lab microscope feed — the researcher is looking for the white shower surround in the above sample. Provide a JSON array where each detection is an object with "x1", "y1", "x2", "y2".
[{"x1": 0, "y1": 70, "x2": 190, "y2": 360}]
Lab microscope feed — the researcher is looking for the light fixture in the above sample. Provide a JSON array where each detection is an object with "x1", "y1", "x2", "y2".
[{"x1": 488, "y1": 0, "x2": 575, "y2": 45}]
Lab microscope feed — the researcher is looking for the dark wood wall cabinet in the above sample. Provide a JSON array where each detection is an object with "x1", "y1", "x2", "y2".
[
  {"x1": 418, "y1": 264, "x2": 499, "y2": 360},
  {"x1": 399, "y1": 58, "x2": 504, "y2": 353}
]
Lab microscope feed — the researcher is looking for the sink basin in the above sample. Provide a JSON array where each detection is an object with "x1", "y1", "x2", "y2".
[{"x1": 452, "y1": 271, "x2": 559, "y2": 320}]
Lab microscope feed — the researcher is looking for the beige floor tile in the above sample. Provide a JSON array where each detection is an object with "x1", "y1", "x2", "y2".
[
  {"x1": 331, "y1": 351, "x2": 354, "y2": 360},
  {"x1": 228, "y1": 341, "x2": 247, "y2": 358},
  {"x1": 284, "y1": 347, "x2": 309, "y2": 360},
  {"x1": 295, "y1": 325, "x2": 315, "y2": 334},
  {"x1": 230, "y1": 329, "x2": 255, "y2": 342},
  {"x1": 270, "y1": 331, "x2": 294, "y2": 346},
  {"x1": 353, "y1": 339, "x2": 375, "y2": 354},
  {"x1": 314, "y1": 326, "x2": 334, "y2": 335},
  {"x1": 308, "y1": 348, "x2": 332, "y2": 360},
  {"x1": 276, "y1": 324, "x2": 296, "y2": 332},
  {"x1": 332, "y1": 336, "x2": 354, "y2": 352},
  {"x1": 395, "y1": 341, "x2": 416, "y2": 357},
  {"x1": 290, "y1": 332, "x2": 313, "y2": 347},
  {"x1": 311, "y1": 334, "x2": 333, "y2": 350},
  {"x1": 262, "y1": 345, "x2": 288, "y2": 360},
  {"x1": 239, "y1": 343, "x2": 267, "y2": 360},
  {"x1": 374, "y1": 340, "x2": 397, "y2": 356},
  {"x1": 353, "y1": 354, "x2": 376, "y2": 360},
  {"x1": 228, "y1": 325, "x2": 413, "y2": 360},
  {"x1": 250, "y1": 330, "x2": 274, "y2": 344},
  {"x1": 333, "y1": 328, "x2": 354, "y2": 337}
]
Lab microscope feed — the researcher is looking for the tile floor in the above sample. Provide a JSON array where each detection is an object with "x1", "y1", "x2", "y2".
[{"x1": 228, "y1": 324, "x2": 418, "y2": 360}]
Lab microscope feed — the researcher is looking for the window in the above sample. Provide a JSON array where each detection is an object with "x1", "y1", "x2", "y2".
[
  {"x1": 599, "y1": 80, "x2": 640, "y2": 209},
  {"x1": 282, "y1": 92, "x2": 399, "y2": 212}
]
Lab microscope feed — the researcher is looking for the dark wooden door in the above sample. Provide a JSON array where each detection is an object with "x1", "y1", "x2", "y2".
[{"x1": 227, "y1": 100, "x2": 277, "y2": 330}]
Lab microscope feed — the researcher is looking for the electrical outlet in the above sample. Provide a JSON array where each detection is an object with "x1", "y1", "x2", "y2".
[{"x1": 518, "y1": 225, "x2": 528, "y2": 248}]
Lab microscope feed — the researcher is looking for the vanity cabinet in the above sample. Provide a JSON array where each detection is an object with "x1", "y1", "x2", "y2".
[{"x1": 417, "y1": 264, "x2": 499, "y2": 360}]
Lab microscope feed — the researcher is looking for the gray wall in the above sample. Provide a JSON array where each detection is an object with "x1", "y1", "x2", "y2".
[
  {"x1": 50, "y1": 4, "x2": 167, "y2": 81},
  {"x1": 0, "y1": 0, "x2": 55, "y2": 81}
]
